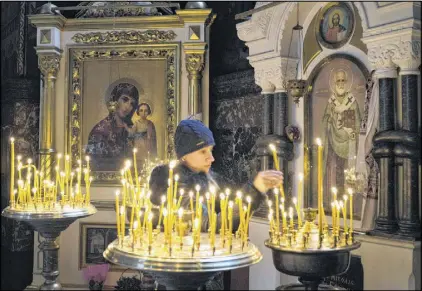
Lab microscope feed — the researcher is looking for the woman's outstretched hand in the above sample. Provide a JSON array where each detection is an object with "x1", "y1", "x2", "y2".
[{"x1": 253, "y1": 170, "x2": 284, "y2": 193}]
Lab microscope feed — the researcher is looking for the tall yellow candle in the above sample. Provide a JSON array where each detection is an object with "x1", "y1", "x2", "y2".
[
  {"x1": 120, "y1": 206, "x2": 125, "y2": 240},
  {"x1": 331, "y1": 187, "x2": 337, "y2": 230},
  {"x1": 219, "y1": 193, "x2": 226, "y2": 236},
  {"x1": 228, "y1": 201, "x2": 234, "y2": 251},
  {"x1": 205, "y1": 192, "x2": 211, "y2": 220},
  {"x1": 176, "y1": 189, "x2": 184, "y2": 210},
  {"x1": 342, "y1": 195, "x2": 348, "y2": 233},
  {"x1": 10, "y1": 138, "x2": 15, "y2": 206},
  {"x1": 269, "y1": 144, "x2": 280, "y2": 170},
  {"x1": 293, "y1": 197, "x2": 302, "y2": 227},
  {"x1": 17, "y1": 156, "x2": 22, "y2": 180},
  {"x1": 289, "y1": 207, "x2": 294, "y2": 228},
  {"x1": 173, "y1": 174, "x2": 179, "y2": 208},
  {"x1": 274, "y1": 188, "x2": 280, "y2": 233},
  {"x1": 331, "y1": 202, "x2": 336, "y2": 230},
  {"x1": 348, "y1": 188, "x2": 353, "y2": 234},
  {"x1": 115, "y1": 192, "x2": 120, "y2": 239},
  {"x1": 339, "y1": 200, "x2": 347, "y2": 233},
  {"x1": 148, "y1": 213, "x2": 153, "y2": 246},
  {"x1": 189, "y1": 191, "x2": 194, "y2": 223},
  {"x1": 158, "y1": 196, "x2": 165, "y2": 228},
  {"x1": 133, "y1": 149, "x2": 139, "y2": 190},
  {"x1": 316, "y1": 138, "x2": 323, "y2": 240},
  {"x1": 195, "y1": 185, "x2": 200, "y2": 217},
  {"x1": 298, "y1": 173, "x2": 303, "y2": 214},
  {"x1": 245, "y1": 196, "x2": 252, "y2": 239}
]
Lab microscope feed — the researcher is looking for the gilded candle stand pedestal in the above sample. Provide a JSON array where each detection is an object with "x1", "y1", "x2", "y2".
[
  {"x1": 104, "y1": 233, "x2": 262, "y2": 290},
  {"x1": 2, "y1": 205, "x2": 97, "y2": 290}
]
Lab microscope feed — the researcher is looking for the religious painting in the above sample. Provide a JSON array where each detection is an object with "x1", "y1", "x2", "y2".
[
  {"x1": 69, "y1": 45, "x2": 180, "y2": 186},
  {"x1": 79, "y1": 222, "x2": 128, "y2": 270},
  {"x1": 305, "y1": 55, "x2": 368, "y2": 220},
  {"x1": 316, "y1": 2, "x2": 354, "y2": 49}
]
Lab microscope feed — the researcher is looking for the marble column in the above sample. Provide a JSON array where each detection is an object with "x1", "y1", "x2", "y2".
[
  {"x1": 371, "y1": 67, "x2": 399, "y2": 235},
  {"x1": 396, "y1": 68, "x2": 421, "y2": 239},
  {"x1": 37, "y1": 51, "x2": 61, "y2": 180},
  {"x1": 259, "y1": 93, "x2": 274, "y2": 170},
  {"x1": 184, "y1": 43, "x2": 207, "y2": 118}
]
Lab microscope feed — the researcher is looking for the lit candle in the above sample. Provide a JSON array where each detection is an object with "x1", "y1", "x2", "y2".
[
  {"x1": 336, "y1": 201, "x2": 341, "y2": 233},
  {"x1": 245, "y1": 196, "x2": 252, "y2": 240},
  {"x1": 120, "y1": 205, "x2": 125, "y2": 240},
  {"x1": 163, "y1": 209, "x2": 168, "y2": 242},
  {"x1": 283, "y1": 211, "x2": 287, "y2": 229},
  {"x1": 133, "y1": 149, "x2": 139, "y2": 190},
  {"x1": 132, "y1": 221, "x2": 138, "y2": 248},
  {"x1": 339, "y1": 200, "x2": 347, "y2": 233},
  {"x1": 292, "y1": 197, "x2": 302, "y2": 227},
  {"x1": 270, "y1": 144, "x2": 285, "y2": 200},
  {"x1": 298, "y1": 173, "x2": 303, "y2": 214},
  {"x1": 342, "y1": 194, "x2": 348, "y2": 233},
  {"x1": 316, "y1": 138, "x2": 323, "y2": 242},
  {"x1": 274, "y1": 188, "x2": 280, "y2": 233},
  {"x1": 148, "y1": 213, "x2": 153, "y2": 246},
  {"x1": 348, "y1": 188, "x2": 353, "y2": 234},
  {"x1": 228, "y1": 201, "x2": 234, "y2": 251},
  {"x1": 205, "y1": 192, "x2": 211, "y2": 220},
  {"x1": 189, "y1": 191, "x2": 194, "y2": 223},
  {"x1": 173, "y1": 174, "x2": 179, "y2": 208},
  {"x1": 9, "y1": 137, "x2": 15, "y2": 206},
  {"x1": 289, "y1": 207, "x2": 294, "y2": 228},
  {"x1": 115, "y1": 191, "x2": 121, "y2": 240},
  {"x1": 331, "y1": 187, "x2": 337, "y2": 230},
  {"x1": 219, "y1": 193, "x2": 226, "y2": 237},
  {"x1": 158, "y1": 195, "x2": 166, "y2": 228},
  {"x1": 195, "y1": 185, "x2": 201, "y2": 217},
  {"x1": 176, "y1": 189, "x2": 184, "y2": 209},
  {"x1": 178, "y1": 208, "x2": 184, "y2": 248},
  {"x1": 331, "y1": 202, "x2": 336, "y2": 231}
]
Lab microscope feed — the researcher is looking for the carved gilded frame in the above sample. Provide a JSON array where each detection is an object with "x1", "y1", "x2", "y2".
[
  {"x1": 67, "y1": 44, "x2": 180, "y2": 185},
  {"x1": 303, "y1": 54, "x2": 369, "y2": 220}
]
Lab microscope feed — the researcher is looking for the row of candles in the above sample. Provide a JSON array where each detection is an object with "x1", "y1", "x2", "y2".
[
  {"x1": 267, "y1": 140, "x2": 354, "y2": 249},
  {"x1": 114, "y1": 153, "x2": 254, "y2": 256},
  {"x1": 8, "y1": 137, "x2": 92, "y2": 210}
]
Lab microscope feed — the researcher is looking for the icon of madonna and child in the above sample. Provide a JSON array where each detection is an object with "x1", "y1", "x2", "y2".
[{"x1": 85, "y1": 81, "x2": 157, "y2": 172}]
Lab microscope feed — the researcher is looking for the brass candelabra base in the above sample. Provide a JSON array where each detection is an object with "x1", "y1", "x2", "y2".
[
  {"x1": 265, "y1": 239, "x2": 360, "y2": 291},
  {"x1": 2, "y1": 205, "x2": 97, "y2": 290}
]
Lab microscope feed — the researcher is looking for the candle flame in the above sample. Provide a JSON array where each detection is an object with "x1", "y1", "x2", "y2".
[
  {"x1": 77, "y1": 159, "x2": 81, "y2": 164},
  {"x1": 205, "y1": 192, "x2": 210, "y2": 199},
  {"x1": 269, "y1": 143, "x2": 276, "y2": 152},
  {"x1": 189, "y1": 191, "x2": 194, "y2": 198},
  {"x1": 65, "y1": 155, "x2": 70, "y2": 161},
  {"x1": 246, "y1": 196, "x2": 251, "y2": 203},
  {"x1": 169, "y1": 160, "x2": 177, "y2": 169},
  {"x1": 125, "y1": 160, "x2": 131, "y2": 168},
  {"x1": 268, "y1": 213, "x2": 273, "y2": 221},
  {"x1": 195, "y1": 184, "x2": 201, "y2": 192},
  {"x1": 17, "y1": 155, "x2": 22, "y2": 161},
  {"x1": 219, "y1": 193, "x2": 225, "y2": 200},
  {"x1": 85, "y1": 156, "x2": 90, "y2": 161},
  {"x1": 161, "y1": 195, "x2": 166, "y2": 203},
  {"x1": 347, "y1": 188, "x2": 353, "y2": 195},
  {"x1": 273, "y1": 188, "x2": 279, "y2": 194},
  {"x1": 292, "y1": 197, "x2": 297, "y2": 204},
  {"x1": 289, "y1": 207, "x2": 293, "y2": 217},
  {"x1": 298, "y1": 173, "x2": 304, "y2": 181},
  {"x1": 236, "y1": 191, "x2": 242, "y2": 199},
  {"x1": 331, "y1": 187, "x2": 338, "y2": 194},
  {"x1": 199, "y1": 196, "x2": 204, "y2": 203},
  {"x1": 116, "y1": 191, "x2": 120, "y2": 197},
  {"x1": 225, "y1": 188, "x2": 231, "y2": 195},
  {"x1": 339, "y1": 201, "x2": 344, "y2": 208},
  {"x1": 179, "y1": 189, "x2": 184, "y2": 195},
  {"x1": 57, "y1": 153, "x2": 62, "y2": 159},
  {"x1": 10, "y1": 137, "x2": 15, "y2": 142},
  {"x1": 343, "y1": 194, "x2": 348, "y2": 201},
  {"x1": 174, "y1": 174, "x2": 179, "y2": 181},
  {"x1": 268, "y1": 200, "x2": 272, "y2": 207},
  {"x1": 133, "y1": 221, "x2": 138, "y2": 229},
  {"x1": 229, "y1": 201, "x2": 234, "y2": 208},
  {"x1": 133, "y1": 148, "x2": 138, "y2": 153},
  {"x1": 178, "y1": 208, "x2": 184, "y2": 217},
  {"x1": 148, "y1": 213, "x2": 153, "y2": 220},
  {"x1": 316, "y1": 138, "x2": 322, "y2": 146},
  {"x1": 27, "y1": 158, "x2": 32, "y2": 164},
  {"x1": 209, "y1": 185, "x2": 216, "y2": 194}
]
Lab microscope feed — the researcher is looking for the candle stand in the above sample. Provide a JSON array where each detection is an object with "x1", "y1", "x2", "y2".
[
  {"x1": 265, "y1": 208, "x2": 360, "y2": 290},
  {"x1": 2, "y1": 205, "x2": 97, "y2": 290},
  {"x1": 104, "y1": 232, "x2": 262, "y2": 290}
]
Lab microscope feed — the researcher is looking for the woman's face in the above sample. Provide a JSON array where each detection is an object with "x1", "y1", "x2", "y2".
[
  {"x1": 182, "y1": 146, "x2": 215, "y2": 173},
  {"x1": 116, "y1": 94, "x2": 136, "y2": 119},
  {"x1": 138, "y1": 105, "x2": 150, "y2": 120}
]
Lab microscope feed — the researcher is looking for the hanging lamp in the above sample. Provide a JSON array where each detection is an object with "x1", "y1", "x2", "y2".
[{"x1": 286, "y1": 3, "x2": 306, "y2": 104}]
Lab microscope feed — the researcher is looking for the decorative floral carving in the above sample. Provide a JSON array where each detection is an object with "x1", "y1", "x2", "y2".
[
  {"x1": 256, "y1": 9, "x2": 273, "y2": 35},
  {"x1": 367, "y1": 40, "x2": 421, "y2": 70},
  {"x1": 72, "y1": 30, "x2": 177, "y2": 44},
  {"x1": 253, "y1": 58, "x2": 298, "y2": 91},
  {"x1": 185, "y1": 54, "x2": 205, "y2": 73},
  {"x1": 76, "y1": 1, "x2": 161, "y2": 18},
  {"x1": 38, "y1": 54, "x2": 61, "y2": 77},
  {"x1": 70, "y1": 46, "x2": 178, "y2": 184}
]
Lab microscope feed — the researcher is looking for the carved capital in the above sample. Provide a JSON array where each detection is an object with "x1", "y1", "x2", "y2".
[
  {"x1": 252, "y1": 57, "x2": 299, "y2": 92},
  {"x1": 38, "y1": 53, "x2": 61, "y2": 78},
  {"x1": 185, "y1": 53, "x2": 205, "y2": 74}
]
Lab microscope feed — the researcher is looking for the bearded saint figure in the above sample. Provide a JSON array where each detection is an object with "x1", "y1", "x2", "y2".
[{"x1": 322, "y1": 69, "x2": 361, "y2": 196}]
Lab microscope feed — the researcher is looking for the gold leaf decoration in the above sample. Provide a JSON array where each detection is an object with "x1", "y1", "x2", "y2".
[{"x1": 71, "y1": 30, "x2": 177, "y2": 44}]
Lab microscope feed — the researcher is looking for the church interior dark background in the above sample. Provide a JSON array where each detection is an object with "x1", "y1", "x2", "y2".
[{"x1": 1, "y1": 2, "x2": 262, "y2": 289}]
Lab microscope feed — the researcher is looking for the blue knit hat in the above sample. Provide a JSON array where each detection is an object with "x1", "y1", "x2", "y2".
[{"x1": 174, "y1": 119, "x2": 215, "y2": 159}]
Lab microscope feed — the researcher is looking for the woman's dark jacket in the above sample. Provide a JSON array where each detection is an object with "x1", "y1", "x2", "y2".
[{"x1": 149, "y1": 163, "x2": 265, "y2": 231}]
